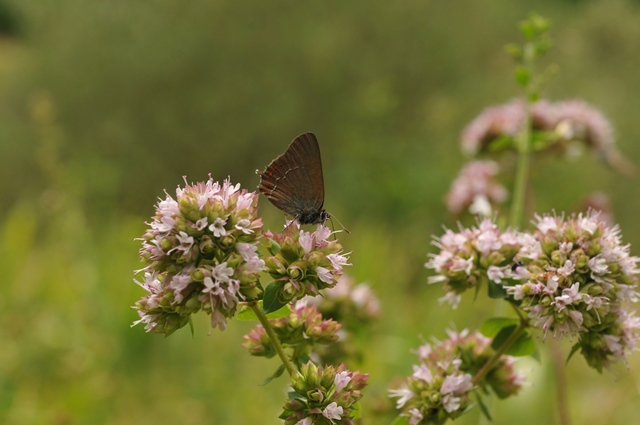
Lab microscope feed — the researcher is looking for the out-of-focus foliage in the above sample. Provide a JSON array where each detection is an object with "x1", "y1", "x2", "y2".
[{"x1": 1, "y1": 0, "x2": 640, "y2": 424}]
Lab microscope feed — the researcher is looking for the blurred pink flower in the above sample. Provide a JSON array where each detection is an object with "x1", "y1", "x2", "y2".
[{"x1": 446, "y1": 160, "x2": 508, "y2": 216}]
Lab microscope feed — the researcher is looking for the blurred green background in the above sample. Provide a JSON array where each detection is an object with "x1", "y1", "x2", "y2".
[{"x1": 2, "y1": 0, "x2": 640, "y2": 424}]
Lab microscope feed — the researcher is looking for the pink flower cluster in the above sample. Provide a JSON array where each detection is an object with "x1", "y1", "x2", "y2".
[
  {"x1": 243, "y1": 301, "x2": 341, "y2": 359},
  {"x1": 390, "y1": 329, "x2": 524, "y2": 424},
  {"x1": 281, "y1": 362, "x2": 368, "y2": 425},
  {"x1": 307, "y1": 275, "x2": 380, "y2": 328},
  {"x1": 509, "y1": 211, "x2": 640, "y2": 371},
  {"x1": 461, "y1": 99, "x2": 623, "y2": 168},
  {"x1": 264, "y1": 223, "x2": 350, "y2": 304},
  {"x1": 425, "y1": 219, "x2": 522, "y2": 309},
  {"x1": 133, "y1": 177, "x2": 265, "y2": 335},
  {"x1": 304, "y1": 275, "x2": 380, "y2": 365},
  {"x1": 426, "y1": 211, "x2": 640, "y2": 370}
]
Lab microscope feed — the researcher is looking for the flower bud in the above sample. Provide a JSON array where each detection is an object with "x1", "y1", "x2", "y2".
[
  {"x1": 160, "y1": 238, "x2": 173, "y2": 251},
  {"x1": 608, "y1": 262, "x2": 620, "y2": 275},
  {"x1": 265, "y1": 256, "x2": 287, "y2": 276},
  {"x1": 226, "y1": 252, "x2": 243, "y2": 268},
  {"x1": 550, "y1": 250, "x2": 564, "y2": 267},
  {"x1": 587, "y1": 284, "x2": 603, "y2": 296},
  {"x1": 220, "y1": 234, "x2": 236, "y2": 249},
  {"x1": 306, "y1": 251, "x2": 326, "y2": 267},
  {"x1": 199, "y1": 236, "x2": 215, "y2": 255},
  {"x1": 575, "y1": 255, "x2": 590, "y2": 274},
  {"x1": 586, "y1": 242, "x2": 601, "y2": 257},
  {"x1": 191, "y1": 268, "x2": 205, "y2": 282},
  {"x1": 565, "y1": 223, "x2": 578, "y2": 243},
  {"x1": 288, "y1": 262, "x2": 307, "y2": 280}
]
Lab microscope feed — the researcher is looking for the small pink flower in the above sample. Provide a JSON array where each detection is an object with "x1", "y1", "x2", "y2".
[
  {"x1": 389, "y1": 387, "x2": 414, "y2": 409},
  {"x1": 412, "y1": 364, "x2": 434, "y2": 383},
  {"x1": 322, "y1": 402, "x2": 344, "y2": 420},
  {"x1": 210, "y1": 217, "x2": 227, "y2": 237},
  {"x1": 334, "y1": 371, "x2": 352, "y2": 393}
]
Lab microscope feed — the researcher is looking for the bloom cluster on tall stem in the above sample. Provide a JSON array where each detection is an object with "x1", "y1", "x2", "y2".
[
  {"x1": 426, "y1": 211, "x2": 640, "y2": 371},
  {"x1": 281, "y1": 362, "x2": 368, "y2": 425},
  {"x1": 304, "y1": 275, "x2": 381, "y2": 365},
  {"x1": 425, "y1": 219, "x2": 522, "y2": 309},
  {"x1": 243, "y1": 301, "x2": 341, "y2": 363},
  {"x1": 264, "y1": 223, "x2": 350, "y2": 304},
  {"x1": 389, "y1": 329, "x2": 524, "y2": 425},
  {"x1": 508, "y1": 211, "x2": 640, "y2": 371},
  {"x1": 133, "y1": 177, "x2": 265, "y2": 335}
]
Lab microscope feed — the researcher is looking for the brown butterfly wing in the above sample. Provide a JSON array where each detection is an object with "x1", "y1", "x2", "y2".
[{"x1": 259, "y1": 132, "x2": 325, "y2": 221}]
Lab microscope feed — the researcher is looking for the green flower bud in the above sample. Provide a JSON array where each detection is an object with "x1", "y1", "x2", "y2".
[
  {"x1": 308, "y1": 388, "x2": 324, "y2": 403},
  {"x1": 220, "y1": 234, "x2": 236, "y2": 249},
  {"x1": 199, "y1": 236, "x2": 215, "y2": 255},
  {"x1": 265, "y1": 256, "x2": 287, "y2": 276},
  {"x1": 306, "y1": 251, "x2": 326, "y2": 267},
  {"x1": 586, "y1": 242, "x2": 601, "y2": 257},
  {"x1": 191, "y1": 268, "x2": 205, "y2": 282},
  {"x1": 586, "y1": 284, "x2": 603, "y2": 296},
  {"x1": 288, "y1": 261, "x2": 307, "y2": 280},
  {"x1": 160, "y1": 237, "x2": 173, "y2": 251},
  {"x1": 582, "y1": 312, "x2": 597, "y2": 328},
  {"x1": 575, "y1": 255, "x2": 590, "y2": 274},
  {"x1": 541, "y1": 235, "x2": 559, "y2": 256},
  {"x1": 608, "y1": 262, "x2": 620, "y2": 275},
  {"x1": 550, "y1": 250, "x2": 564, "y2": 267},
  {"x1": 226, "y1": 252, "x2": 243, "y2": 268},
  {"x1": 240, "y1": 282, "x2": 262, "y2": 300},
  {"x1": 565, "y1": 223, "x2": 578, "y2": 243}
]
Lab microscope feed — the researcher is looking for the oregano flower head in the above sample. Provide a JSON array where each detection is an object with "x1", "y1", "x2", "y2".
[{"x1": 133, "y1": 177, "x2": 264, "y2": 335}]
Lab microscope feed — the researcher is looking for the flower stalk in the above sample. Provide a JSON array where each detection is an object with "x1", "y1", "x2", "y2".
[
  {"x1": 472, "y1": 317, "x2": 528, "y2": 386},
  {"x1": 509, "y1": 98, "x2": 531, "y2": 229},
  {"x1": 250, "y1": 302, "x2": 296, "y2": 377}
]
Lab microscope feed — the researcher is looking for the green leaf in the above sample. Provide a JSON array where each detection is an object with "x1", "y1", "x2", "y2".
[
  {"x1": 351, "y1": 402, "x2": 362, "y2": 419},
  {"x1": 514, "y1": 65, "x2": 531, "y2": 87},
  {"x1": 505, "y1": 331, "x2": 536, "y2": 357},
  {"x1": 490, "y1": 325, "x2": 537, "y2": 357},
  {"x1": 236, "y1": 302, "x2": 292, "y2": 320},
  {"x1": 288, "y1": 391, "x2": 306, "y2": 402},
  {"x1": 487, "y1": 280, "x2": 507, "y2": 299},
  {"x1": 566, "y1": 342, "x2": 581, "y2": 364},
  {"x1": 530, "y1": 348, "x2": 541, "y2": 362},
  {"x1": 481, "y1": 317, "x2": 519, "y2": 337},
  {"x1": 486, "y1": 135, "x2": 516, "y2": 152},
  {"x1": 266, "y1": 239, "x2": 281, "y2": 256},
  {"x1": 504, "y1": 43, "x2": 522, "y2": 60},
  {"x1": 475, "y1": 391, "x2": 493, "y2": 422},
  {"x1": 263, "y1": 282, "x2": 286, "y2": 314},
  {"x1": 261, "y1": 364, "x2": 286, "y2": 386}
]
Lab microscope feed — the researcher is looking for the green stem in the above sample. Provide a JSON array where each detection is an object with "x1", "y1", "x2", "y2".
[
  {"x1": 250, "y1": 302, "x2": 296, "y2": 377},
  {"x1": 509, "y1": 98, "x2": 531, "y2": 229},
  {"x1": 472, "y1": 318, "x2": 529, "y2": 386},
  {"x1": 550, "y1": 339, "x2": 572, "y2": 425}
]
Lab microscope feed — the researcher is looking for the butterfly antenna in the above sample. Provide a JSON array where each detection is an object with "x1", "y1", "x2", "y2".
[{"x1": 328, "y1": 214, "x2": 350, "y2": 235}]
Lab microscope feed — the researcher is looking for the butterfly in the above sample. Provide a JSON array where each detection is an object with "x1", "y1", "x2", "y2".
[{"x1": 258, "y1": 132, "x2": 330, "y2": 225}]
